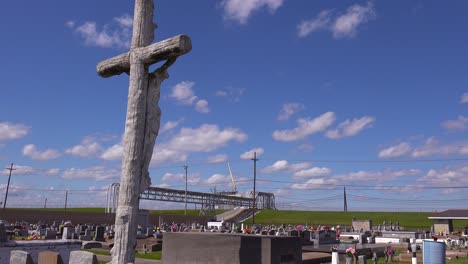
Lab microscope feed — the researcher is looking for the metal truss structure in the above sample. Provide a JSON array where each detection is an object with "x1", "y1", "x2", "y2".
[{"x1": 107, "y1": 184, "x2": 276, "y2": 216}]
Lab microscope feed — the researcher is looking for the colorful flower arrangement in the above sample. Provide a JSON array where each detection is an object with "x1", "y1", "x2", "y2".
[
  {"x1": 345, "y1": 247, "x2": 356, "y2": 257},
  {"x1": 386, "y1": 249, "x2": 394, "y2": 255}
]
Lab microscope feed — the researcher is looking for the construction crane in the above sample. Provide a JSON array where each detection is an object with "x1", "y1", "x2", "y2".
[
  {"x1": 228, "y1": 162, "x2": 237, "y2": 193},
  {"x1": 219, "y1": 163, "x2": 241, "y2": 197}
]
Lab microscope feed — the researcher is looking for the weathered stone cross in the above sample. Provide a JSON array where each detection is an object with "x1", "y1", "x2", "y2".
[{"x1": 96, "y1": 0, "x2": 191, "y2": 263}]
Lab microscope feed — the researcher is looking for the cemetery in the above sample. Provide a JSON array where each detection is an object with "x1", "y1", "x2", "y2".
[
  {"x1": 0, "y1": 207, "x2": 467, "y2": 263},
  {"x1": 1, "y1": 0, "x2": 467, "y2": 263}
]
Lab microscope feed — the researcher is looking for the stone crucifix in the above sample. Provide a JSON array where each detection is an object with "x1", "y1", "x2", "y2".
[{"x1": 96, "y1": 0, "x2": 191, "y2": 263}]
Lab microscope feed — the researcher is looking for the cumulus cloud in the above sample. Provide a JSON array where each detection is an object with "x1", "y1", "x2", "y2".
[
  {"x1": 411, "y1": 137, "x2": 468, "y2": 157},
  {"x1": 272, "y1": 112, "x2": 336, "y2": 142},
  {"x1": 207, "y1": 154, "x2": 228, "y2": 164},
  {"x1": 261, "y1": 160, "x2": 311, "y2": 173},
  {"x1": 195, "y1": 99, "x2": 210, "y2": 113},
  {"x1": 221, "y1": 0, "x2": 284, "y2": 24},
  {"x1": 169, "y1": 124, "x2": 247, "y2": 152},
  {"x1": 378, "y1": 142, "x2": 411, "y2": 158},
  {"x1": 69, "y1": 15, "x2": 133, "y2": 49},
  {"x1": 297, "y1": 2, "x2": 376, "y2": 39},
  {"x1": 22, "y1": 144, "x2": 60, "y2": 160},
  {"x1": 325, "y1": 116, "x2": 375, "y2": 139},
  {"x1": 170, "y1": 81, "x2": 209, "y2": 113},
  {"x1": 277, "y1": 103, "x2": 305, "y2": 121},
  {"x1": 418, "y1": 165, "x2": 468, "y2": 186},
  {"x1": 61, "y1": 166, "x2": 120, "y2": 181},
  {"x1": 293, "y1": 167, "x2": 331, "y2": 179},
  {"x1": 336, "y1": 169, "x2": 421, "y2": 183},
  {"x1": 460, "y1": 92, "x2": 468, "y2": 104},
  {"x1": 297, "y1": 10, "x2": 331, "y2": 38},
  {"x1": 100, "y1": 144, "x2": 124, "y2": 161},
  {"x1": 240, "y1": 147, "x2": 264, "y2": 160},
  {"x1": 332, "y1": 2, "x2": 376, "y2": 38},
  {"x1": 0, "y1": 122, "x2": 30, "y2": 141},
  {"x1": 441, "y1": 115, "x2": 468, "y2": 131},
  {"x1": 66, "y1": 136, "x2": 103, "y2": 158},
  {"x1": 160, "y1": 120, "x2": 183, "y2": 134}
]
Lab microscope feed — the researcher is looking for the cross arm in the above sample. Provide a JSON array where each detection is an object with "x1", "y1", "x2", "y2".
[{"x1": 96, "y1": 34, "x2": 192, "y2": 78}]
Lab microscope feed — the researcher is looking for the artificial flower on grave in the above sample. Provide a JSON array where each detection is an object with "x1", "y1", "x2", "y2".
[
  {"x1": 330, "y1": 246, "x2": 338, "y2": 252},
  {"x1": 345, "y1": 247, "x2": 356, "y2": 257},
  {"x1": 386, "y1": 248, "x2": 394, "y2": 255},
  {"x1": 296, "y1": 225, "x2": 303, "y2": 231}
]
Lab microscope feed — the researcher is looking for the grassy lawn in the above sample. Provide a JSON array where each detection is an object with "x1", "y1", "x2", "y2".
[
  {"x1": 84, "y1": 249, "x2": 161, "y2": 260},
  {"x1": 246, "y1": 210, "x2": 468, "y2": 230}
]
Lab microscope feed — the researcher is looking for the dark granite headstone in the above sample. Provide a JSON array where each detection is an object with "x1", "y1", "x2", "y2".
[{"x1": 94, "y1": 226, "x2": 105, "y2": 242}]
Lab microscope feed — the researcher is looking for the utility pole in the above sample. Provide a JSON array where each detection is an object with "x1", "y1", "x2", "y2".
[
  {"x1": 3, "y1": 163, "x2": 15, "y2": 209},
  {"x1": 64, "y1": 190, "x2": 68, "y2": 212},
  {"x1": 183, "y1": 165, "x2": 188, "y2": 216},
  {"x1": 44, "y1": 198, "x2": 47, "y2": 208},
  {"x1": 251, "y1": 152, "x2": 258, "y2": 225}
]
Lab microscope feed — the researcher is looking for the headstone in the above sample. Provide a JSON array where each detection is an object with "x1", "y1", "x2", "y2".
[
  {"x1": 149, "y1": 243, "x2": 162, "y2": 252},
  {"x1": 289, "y1": 230, "x2": 299, "y2": 237},
  {"x1": 45, "y1": 229, "x2": 57, "y2": 239},
  {"x1": 94, "y1": 226, "x2": 105, "y2": 242},
  {"x1": 69, "y1": 251, "x2": 98, "y2": 264},
  {"x1": 146, "y1": 227, "x2": 154, "y2": 237},
  {"x1": 38, "y1": 251, "x2": 63, "y2": 264},
  {"x1": 10, "y1": 250, "x2": 34, "y2": 264},
  {"x1": 358, "y1": 255, "x2": 366, "y2": 264},
  {"x1": 62, "y1": 227, "x2": 72, "y2": 240},
  {"x1": 331, "y1": 251, "x2": 339, "y2": 264},
  {"x1": 0, "y1": 223, "x2": 7, "y2": 242},
  {"x1": 82, "y1": 241, "x2": 102, "y2": 249},
  {"x1": 80, "y1": 235, "x2": 93, "y2": 241},
  {"x1": 84, "y1": 229, "x2": 92, "y2": 237}
]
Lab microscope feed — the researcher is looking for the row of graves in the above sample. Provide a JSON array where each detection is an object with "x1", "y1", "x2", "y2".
[{"x1": 0, "y1": 220, "x2": 115, "y2": 263}]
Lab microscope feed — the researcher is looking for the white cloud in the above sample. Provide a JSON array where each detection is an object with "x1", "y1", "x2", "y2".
[
  {"x1": 297, "y1": 2, "x2": 375, "y2": 39},
  {"x1": 460, "y1": 92, "x2": 468, "y2": 104},
  {"x1": 22, "y1": 144, "x2": 60, "y2": 160},
  {"x1": 418, "y1": 165, "x2": 468, "y2": 186},
  {"x1": 207, "y1": 154, "x2": 228, "y2": 164},
  {"x1": 221, "y1": 0, "x2": 284, "y2": 24},
  {"x1": 411, "y1": 137, "x2": 468, "y2": 157},
  {"x1": 293, "y1": 167, "x2": 331, "y2": 179},
  {"x1": 332, "y1": 2, "x2": 376, "y2": 38},
  {"x1": 277, "y1": 103, "x2": 305, "y2": 121},
  {"x1": 100, "y1": 144, "x2": 124, "y2": 161},
  {"x1": 151, "y1": 147, "x2": 188, "y2": 165},
  {"x1": 160, "y1": 119, "x2": 183, "y2": 134},
  {"x1": 272, "y1": 112, "x2": 336, "y2": 142},
  {"x1": 168, "y1": 124, "x2": 247, "y2": 153},
  {"x1": 61, "y1": 166, "x2": 120, "y2": 181},
  {"x1": 215, "y1": 88, "x2": 245, "y2": 102},
  {"x1": 0, "y1": 165, "x2": 34, "y2": 176},
  {"x1": 0, "y1": 122, "x2": 30, "y2": 141},
  {"x1": 441, "y1": 115, "x2": 468, "y2": 131},
  {"x1": 206, "y1": 174, "x2": 230, "y2": 185},
  {"x1": 240, "y1": 147, "x2": 264, "y2": 160},
  {"x1": 170, "y1": 81, "x2": 198, "y2": 105},
  {"x1": 195, "y1": 99, "x2": 210, "y2": 113},
  {"x1": 291, "y1": 178, "x2": 330, "y2": 190},
  {"x1": 325, "y1": 116, "x2": 375, "y2": 139},
  {"x1": 170, "y1": 81, "x2": 209, "y2": 113},
  {"x1": 66, "y1": 136, "x2": 103, "y2": 158},
  {"x1": 161, "y1": 172, "x2": 201, "y2": 185},
  {"x1": 297, "y1": 10, "x2": 331, "y2": 38},
  {"x1": 46, "y1": 168, "x2": 60, "y2": 176},
  {"x1": 336, "y1": 168, "x2": 421, "y2": 183},
  {"x1": 379, "y1": 142, "x2": 411, "y2": 158},
  {"x1": 70, "y1": 15, "x2": 133, "y2": 49},
  {"x1": 261, "y1": 160, "x2": 311, "y2": 173}
]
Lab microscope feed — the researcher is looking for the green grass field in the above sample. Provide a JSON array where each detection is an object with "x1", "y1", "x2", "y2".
[{"x1": 13, "y1": 207, "x2": 468, "y2": 231}]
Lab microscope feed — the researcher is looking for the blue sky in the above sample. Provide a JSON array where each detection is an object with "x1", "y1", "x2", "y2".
[{"x1": 1, "y1": 0, "x2": 467, "y2": 211}]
